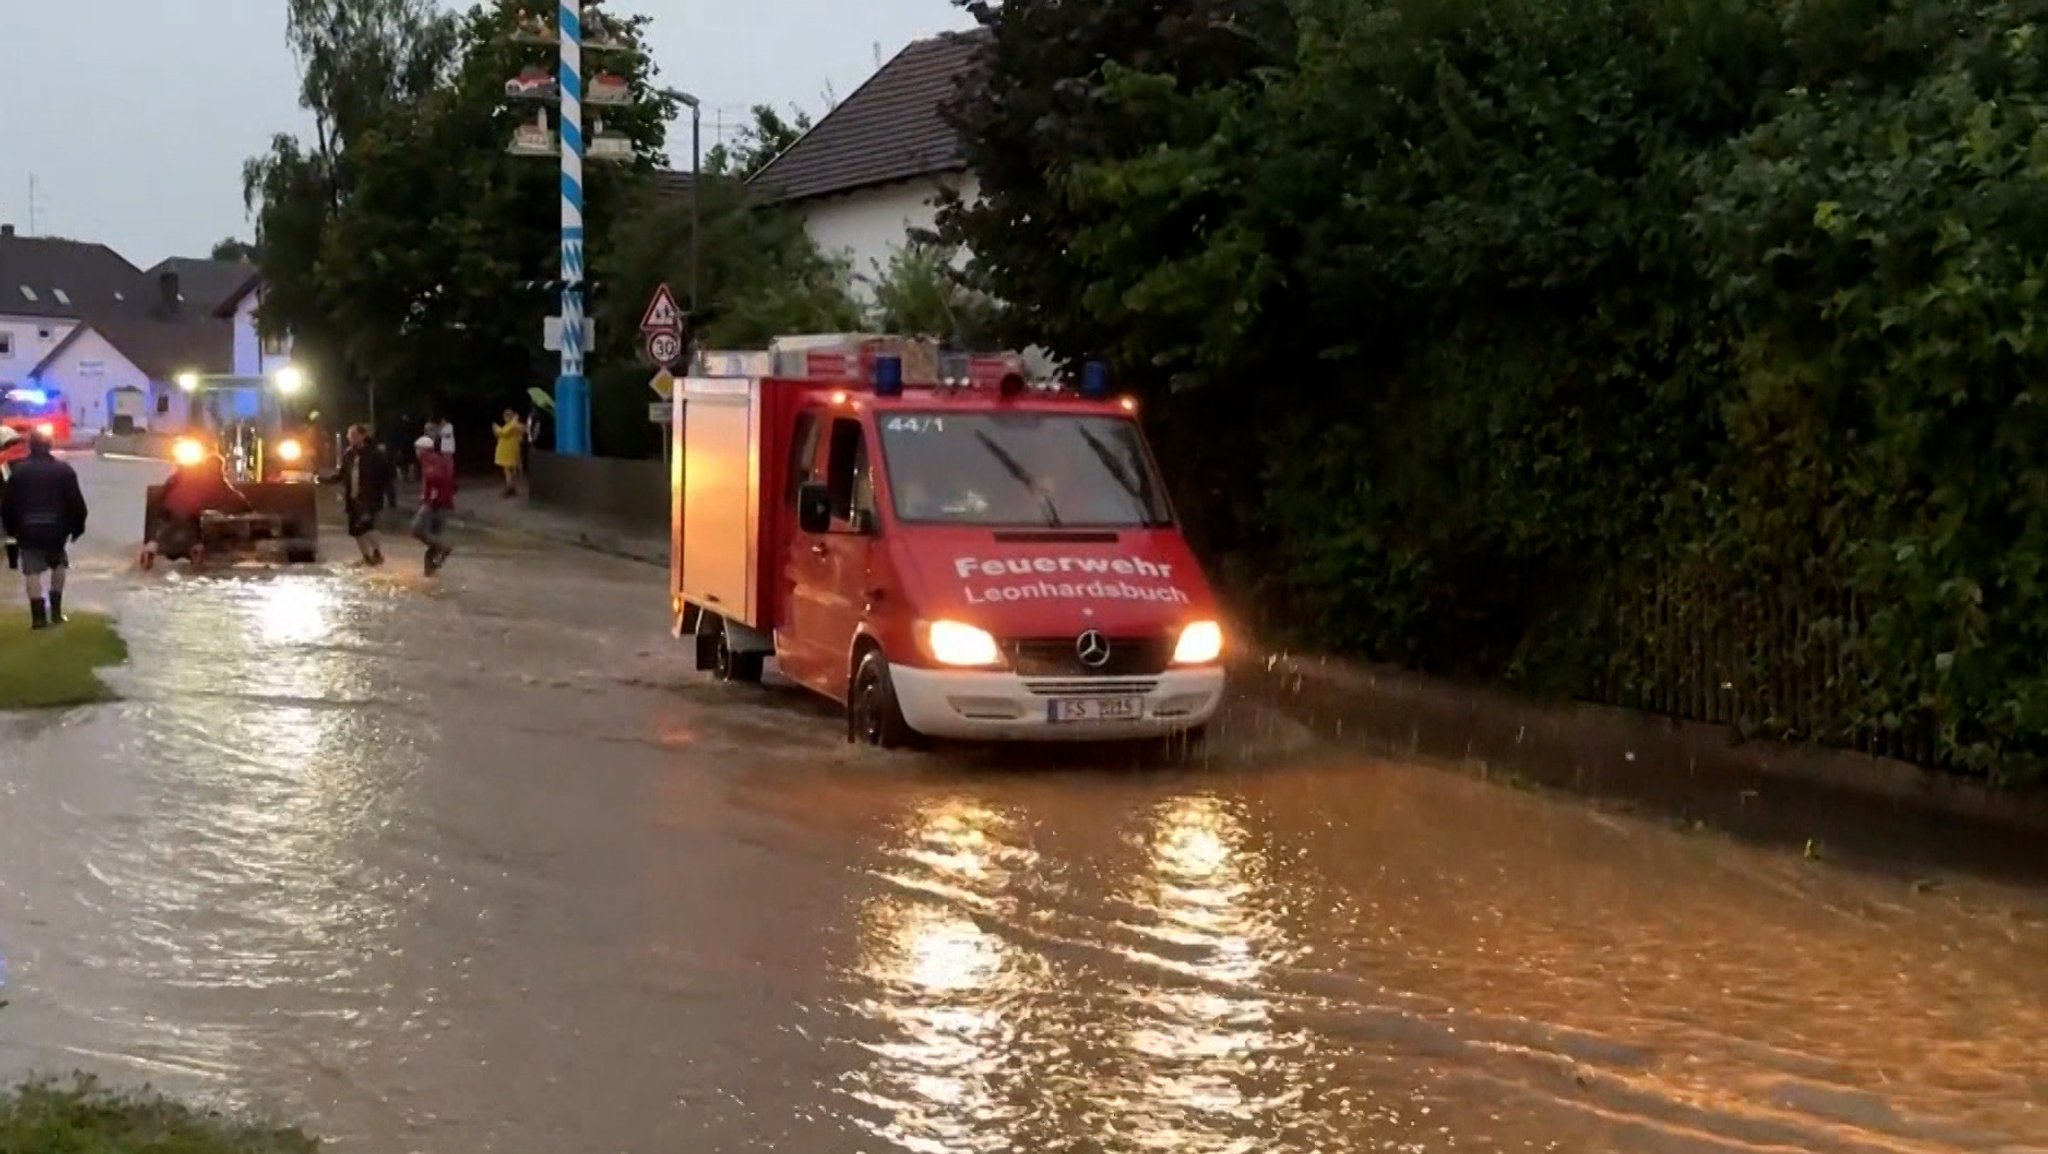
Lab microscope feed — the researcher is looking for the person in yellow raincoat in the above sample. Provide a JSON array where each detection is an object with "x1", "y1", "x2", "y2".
[{"x1": 492, "y1": 409, "x2": 526, "y2": 497}]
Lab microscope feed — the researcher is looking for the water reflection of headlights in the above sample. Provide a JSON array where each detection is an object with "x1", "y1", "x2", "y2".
[
  {"x1": 253, "y1": 576, "x2": 334, "y2": 647},
  {"x1": 1119, "y1": 795, "x2": 1301, "y2": 1146},
  {"x1": 849, "y1": 799, "x2": 1046, "y2": 1154}
]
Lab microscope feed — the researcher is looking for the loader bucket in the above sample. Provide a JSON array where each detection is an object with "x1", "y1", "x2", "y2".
[
  {"x1": 239, "y1": 483, "x2": 322, "y2": 563},
  {"x1": 143, "y1": 481, "x2": 322, "y2": 565}
]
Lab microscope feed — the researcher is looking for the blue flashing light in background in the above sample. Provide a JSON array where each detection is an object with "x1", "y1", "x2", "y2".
[
  {"x1": 1080, "y1": 361, "x2": 1110, "y2": 397},
  {"x1": 4, "y1": 388, "x2": 48, "y2": 405},
  {"x1": 873, "y1": 355, "x2": 904, "y2": 397}
]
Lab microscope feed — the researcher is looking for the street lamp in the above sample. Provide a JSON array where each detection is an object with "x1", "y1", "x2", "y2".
[
  {"x1": 176, "y1": 372, "x2": 199, "y2": 392},
  {"x1": 272, "y1": 364, "x2": 306, "y2": 395},
  {"x1": 660, "y1": 88, "x2": 703, "y2": 320}
]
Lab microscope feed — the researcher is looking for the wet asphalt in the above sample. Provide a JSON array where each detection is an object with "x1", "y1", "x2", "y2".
[{"x1": 0, "y1": 455, "x2": 2043, "y2": 1154}]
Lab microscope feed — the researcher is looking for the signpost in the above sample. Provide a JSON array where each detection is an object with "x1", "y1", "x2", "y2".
[
  {"x1": 640, "y1": 282, "x2": 685, "y2": 372},
  {"x1": 648, "y1": 369, "x2": 677, "y2": 470},
  {"x1": 640, "y1": 283, "x2": 683, "y2": 331},
  {"x1": 646, "y1": 330, "x2": 682, "y2": 367}
]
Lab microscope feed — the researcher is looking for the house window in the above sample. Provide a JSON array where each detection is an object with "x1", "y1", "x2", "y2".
[
  {"x1": 52, "y1": 289, "x2": 70, "y2": 306},
  {"x1": 0, "y1": 332, "x2": 12, "y2": 357},
  {"x1": 155, "y1": 393, "x2": 171, "y2": 415},
  {"x1": 17, "y1": 286, "x2": 35, "y2": 303}
]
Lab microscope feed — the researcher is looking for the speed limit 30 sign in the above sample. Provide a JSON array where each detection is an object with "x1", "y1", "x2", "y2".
[{"x1": 645, "y1": 329, "x2": 683, "y2": 368}]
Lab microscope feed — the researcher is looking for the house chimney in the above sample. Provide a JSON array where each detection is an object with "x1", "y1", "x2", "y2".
[
  {"x1": 0, "y1": 224, "x2": 14, "y2": 238},
  {"x1": 158, "y1": 271, "x2": 180, "y2": 314}
]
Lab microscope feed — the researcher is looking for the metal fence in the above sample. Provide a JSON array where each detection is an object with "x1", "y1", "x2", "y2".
[{"x1": 1595, "y1": 564, "x2": 1947, "y2": 767}]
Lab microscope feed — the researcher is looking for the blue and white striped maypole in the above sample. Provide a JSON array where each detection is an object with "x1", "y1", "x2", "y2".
[{"x1": 555, "y1": 0, "x2": 590, "y2": 455}]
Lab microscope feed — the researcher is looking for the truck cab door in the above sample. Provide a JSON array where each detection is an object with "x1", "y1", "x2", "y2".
[
  {"x1": 776, "y1": 409, "x2": 829, "y2": 689},
  {"x1": 805, "y1": 416, "x2": 880, "y2": 702}
]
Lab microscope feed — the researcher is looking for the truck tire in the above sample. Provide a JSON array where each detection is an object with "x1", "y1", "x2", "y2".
[
  {"x1": 713, "y1": 626, "x2": 765, "y2": 684},
  {"x1": 849, "y1": 648, "x2": 916, "y2": 749}
]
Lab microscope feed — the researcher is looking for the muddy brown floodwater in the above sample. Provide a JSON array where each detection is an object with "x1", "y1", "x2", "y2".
[{"x1": 0, "y1": 456, "x2": 2043, "y2": 1154}]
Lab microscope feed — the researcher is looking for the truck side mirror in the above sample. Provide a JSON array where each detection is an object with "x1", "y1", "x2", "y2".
[{"x1": 797, "y1": 483, "x2": 832, "y2": 534}]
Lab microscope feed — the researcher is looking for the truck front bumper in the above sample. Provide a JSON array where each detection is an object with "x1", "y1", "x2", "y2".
[{"x1": 888, "y1": 665, "x2": 1225, "y2": 742}]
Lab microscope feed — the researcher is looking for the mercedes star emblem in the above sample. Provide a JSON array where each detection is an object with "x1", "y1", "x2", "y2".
[{"x1": 1075, "y1": 630, "x2": 1112, "y2": 668}]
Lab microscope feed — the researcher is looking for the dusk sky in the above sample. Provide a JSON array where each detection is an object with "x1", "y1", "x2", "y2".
[{"x1": 0, "y1": 0, "x2": 974, "y2": 267}]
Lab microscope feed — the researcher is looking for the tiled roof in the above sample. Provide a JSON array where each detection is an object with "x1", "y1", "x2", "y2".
[
  {"x1": 749, "y1": 30, "x2": 986, "y2": 204},
  {"x1": 0, "y1": 232, "x2": 146, "y2": 320},
  {"x1": 31, "y1": 314, "x2": 234, "y2": 383},
  {"x1": 147, "y1": 257, "x2": 260, "y2": 316}
]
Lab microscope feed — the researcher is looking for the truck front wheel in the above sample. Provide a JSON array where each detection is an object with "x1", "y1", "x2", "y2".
[{"x1": 849, "y1": 649, "x2": 916, "y2": 749}]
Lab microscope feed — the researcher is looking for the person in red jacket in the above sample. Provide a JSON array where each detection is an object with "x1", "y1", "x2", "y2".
[
  {"x1": 413, "y1": 434, "x2": 456, "y2": 575},
  {"x1": 143, "y1": 451, "x2": 251, "y2": 569}
]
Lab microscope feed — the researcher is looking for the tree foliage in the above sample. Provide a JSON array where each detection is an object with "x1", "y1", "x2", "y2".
[
  {"x1": 590, "y1": 166, "x2": 862, "y2": 454},
  {"x1": 244, "y1": 0, "x2": 857, "y2": 456},
  {"x1": 209, "y1": 237, "x2": 260, "y2": 262},
  {"x1": 704, "y1": 105, "x2": 812, "y2": 179},
  {"x1": 869, "y1": 243, "x2": 997, "y2": 347},
  {"x1": 945, "y1": 0, "x2": 2048, "y2": 782}
]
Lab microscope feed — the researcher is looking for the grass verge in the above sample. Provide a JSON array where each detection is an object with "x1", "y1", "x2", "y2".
[
  {"x1": 0, "y1": 1078, "x2": 317, "y2": 1153},
  {"x1": 0, "y1": 611, "x2": 127, "y2": 709}
]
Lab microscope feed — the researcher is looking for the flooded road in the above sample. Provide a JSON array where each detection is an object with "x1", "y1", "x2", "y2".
[{"x1": 1, "y1": 455, "x2": 2043, "y2": 1153}]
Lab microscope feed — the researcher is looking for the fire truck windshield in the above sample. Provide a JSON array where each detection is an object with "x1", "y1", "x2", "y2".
[{"x1": 878, "y1": 412, "x2": 1174, "y2": 528}]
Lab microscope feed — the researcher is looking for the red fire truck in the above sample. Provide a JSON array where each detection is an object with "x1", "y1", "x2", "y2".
[
  {"x1": 670, "y1": 335, "x2": 1227, "y2": 747},
  {"x1": 0, "y1": 386, "x2": 70, "y2": 446}
]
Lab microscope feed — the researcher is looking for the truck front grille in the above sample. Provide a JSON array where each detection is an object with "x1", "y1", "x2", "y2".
[{"x1": 1007, "y1": 636, "x2": 1174, "y2": 678}]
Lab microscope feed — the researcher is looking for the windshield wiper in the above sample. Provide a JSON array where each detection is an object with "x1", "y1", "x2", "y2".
[
  {"x1": 972, "y1": 430, "x2": 1061, "y2": 527},
  {"x1": 1077, "y1": 425, "x2": 1160, "y2": 525}
]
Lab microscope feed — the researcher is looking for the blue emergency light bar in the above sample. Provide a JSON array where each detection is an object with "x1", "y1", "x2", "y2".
[
  {"x1": 5, "y1": 388, "x2": 49, "y2": 405},
  {"x1": 1080, "y1": 361, "x2": 1110, "y2": 397},
  {"x1": 873, "y1": 354, "x2": 905, "y2": 397}
]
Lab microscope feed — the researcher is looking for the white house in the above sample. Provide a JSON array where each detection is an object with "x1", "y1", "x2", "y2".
[
  {"x1": 0, "y1": 224, "x2": 141, "y2": 392},
  {"x1": 28, "y1": 310, "x2": 233, "y2": 436},
  {"x1": 0, "y1": 228, "x2": 264, "y2": 437},
  {"x1": 214, "y1": 273, "x2": 293, "y2": 378},
  {"x1": 749, "y1": 31, "x2": 986, "y2": 302}
]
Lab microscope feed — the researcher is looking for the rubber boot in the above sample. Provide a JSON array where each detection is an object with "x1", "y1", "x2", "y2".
[
  {"x1": 29, "y1": 599, "x2": 48, "y2": 630},
  {"x1": 47, "y1": 591, "x2": 65, "y2": 625}
]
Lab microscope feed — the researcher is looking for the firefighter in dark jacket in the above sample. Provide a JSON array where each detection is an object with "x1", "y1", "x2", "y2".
[
  {"x1": 322, "y1": 423, "x2": 393, "y2": 566},
  {"x1": 0, "y1": 429, "x2": 88, "y2": 628}
]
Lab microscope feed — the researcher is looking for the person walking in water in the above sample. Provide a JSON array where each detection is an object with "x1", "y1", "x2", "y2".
[
  {"x1": 414, "y1": 434, "x2": 457, "y2": 575},
  {"x1": 0, "y1": 429, "x2": 88, "y2": 627},
  {"x1": 492, "y1": 408, "x2": 526, "y2": 496},
  {"x1": 323, "y1": 424, "x2": 392, "y2": 566}
]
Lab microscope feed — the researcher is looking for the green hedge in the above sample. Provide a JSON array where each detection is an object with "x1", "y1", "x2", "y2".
[{"x1": 948, "y1": 0, "x2": 2048, "y2": 782}]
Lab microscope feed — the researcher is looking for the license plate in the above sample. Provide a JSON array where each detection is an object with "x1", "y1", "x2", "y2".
[{"x1": 1049, "y1": 696, "x2": 1145, "y2": 723}]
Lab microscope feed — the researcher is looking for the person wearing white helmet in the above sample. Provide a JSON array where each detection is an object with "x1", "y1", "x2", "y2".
[{"x1": 413, "y1": 433, "x2": 457, "y2": 575}]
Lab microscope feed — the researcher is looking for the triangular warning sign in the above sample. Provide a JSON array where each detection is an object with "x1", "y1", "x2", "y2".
[{"x1": 640, "y1": 283, "x2": 683, "y2": 332}]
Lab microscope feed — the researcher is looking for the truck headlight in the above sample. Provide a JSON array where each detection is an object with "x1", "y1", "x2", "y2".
[
  {"x1": 1173, "y1": 620, "x2": 1224, "y2": 665},
  {"x1": 275, "y1": 438, "x2": 304, "y2": 463},
  {"x1": 35, "y1": 423, "x2": 54, "y2": 438},
  {"x1": 171, "y1": 437, "x2": 205, "y2": 467},
  {"x1": 926, "y1": 620, "x2": 1002, "y2": 667}
]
